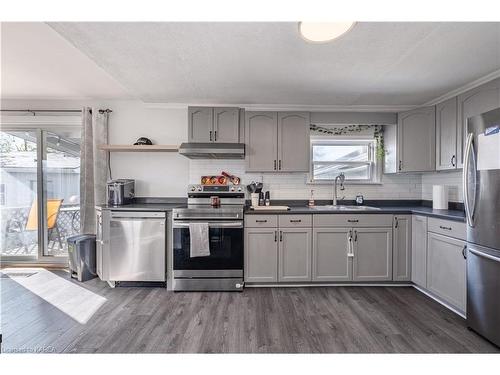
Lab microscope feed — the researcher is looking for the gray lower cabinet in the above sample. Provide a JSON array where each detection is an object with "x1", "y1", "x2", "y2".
[
  {"x1": 436, "y1": 97, "x2": 458, "y2": 170},
  {"x1": 427, "y1": 232, "x2": 467, "y2": 312},
  {"x1": 244, "y1": 227, "x2": 278, "y2": 282},
  {"x1": 277, "y1": 112, "x2": 310, "y2": 172},
  {"x1": 278, "y1": 228, "x2": 312, "y2": 282},
  {"x1": 411, "y1": 215, "x2": 427, "y2": 288},
  {"x1": 352, "y1": 227, "x2": 393, "y2": 281},
  {"x1": 457, "y1": 77, "x2": 500, "y2": 168},
  {"x1": 393, "y1": 215, "x2": 412, "y2": 281},
  {"x1": 245, "y1": 112, "x2": 278, "y2": 172},
  {"x1": 312, "y1": 228, "x2": 352, "y2": 281},
  {"x1": 397, "y1": 106, "x2": 436, "y2": 172}
]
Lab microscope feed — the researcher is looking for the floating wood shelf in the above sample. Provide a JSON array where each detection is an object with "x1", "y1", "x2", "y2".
[{"x1": 99, "y1": 144, "x2": 179, "y2": 152}]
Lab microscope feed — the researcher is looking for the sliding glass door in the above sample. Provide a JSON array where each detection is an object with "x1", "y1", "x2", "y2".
[
  {"x1": 0, "y1": 131, "x2": 40, "y2": 260},
  {"x1": 1, "y1": 117, "x2": 82, "y2": 263}
]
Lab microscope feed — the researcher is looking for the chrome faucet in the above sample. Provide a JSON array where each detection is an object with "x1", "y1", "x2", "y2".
[{"x1": 333, "y1": 172, "x2": 345, "y2": 206}]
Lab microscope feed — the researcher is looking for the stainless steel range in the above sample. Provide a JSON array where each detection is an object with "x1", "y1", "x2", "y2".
[{"x1": 172, "y1": 184, "x2": 245, "y2": 291}]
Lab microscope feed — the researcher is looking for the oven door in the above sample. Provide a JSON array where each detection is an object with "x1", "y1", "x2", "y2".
[{"x1": 173, "y1": 221, "x2": 243, "y2": 272}]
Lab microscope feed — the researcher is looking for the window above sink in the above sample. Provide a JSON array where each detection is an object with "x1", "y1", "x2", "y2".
[{"x1": 309, "y1": 136, "x2": 380, "y2": 185}]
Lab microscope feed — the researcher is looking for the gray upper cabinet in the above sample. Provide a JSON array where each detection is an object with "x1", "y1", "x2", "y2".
[
  {"x1": 393, "y1": 215, "x2": 412, "y2": 282},
  {"x1": 245, "y1": 111, "x2": 310, "y2": 172},
  {"x1": 245, "y1": 112, "x2": 278, "y2": 172},
  {"x1": 278, "y1": 112, "x2": 310, "y2": 172},
  {"x1": 213, "y1": 107, "x2": 240, "y2": 143},
  {"x1": 188, "y1": 107, "x2": 213, "y2": 142},
  {"x1": 278, "y1": 228, "x2": 312, "y2": 282},
  {"x1": 411, "y1": 215, "x2": 427, "y2": 288},
  {"x1": 188, "y1": 106, "x2": 240, "y2": 143},
  {"x1": 427, "y1": 232, "x2": 467, "y2": 312},
  {"x1": 352, "y1": 227, "x2": 393, "y2": 281},
  {"x1": 435, "y1": 97, "x2": 458, "y2": 170},
  {"x1": 397, "y1": 106, "x2": 436, "y2": 172},
  {"x1": 312, "y1": 228, "x2": 352, "y2": 282},
  {"x1": 244, "y1": 227, "x2": 278, "y2": 283},
  {"x1": 457, "y1": 78, "x2": 500, "y2": 168}
]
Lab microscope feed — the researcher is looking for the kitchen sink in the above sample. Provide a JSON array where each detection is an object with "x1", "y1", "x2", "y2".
[{"x1": 309, "y1": 205, "x2": 381, "y2": 211}]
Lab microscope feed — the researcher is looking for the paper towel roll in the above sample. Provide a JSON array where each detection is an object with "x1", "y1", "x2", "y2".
[{"x1": 433, "y1": 185, "x2": 448, "y2": 210}]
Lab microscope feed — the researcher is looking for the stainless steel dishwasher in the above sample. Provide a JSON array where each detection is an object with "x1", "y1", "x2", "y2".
[{"x1": 104, "y1": 211, "x2": 166, "y2": 283}]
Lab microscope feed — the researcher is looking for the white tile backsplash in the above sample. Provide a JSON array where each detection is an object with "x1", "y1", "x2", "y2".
[
  {"x1": 189, "y1": 160, "x2": 430, "y2": 201},
  {"x1": 421, "y1": 170, "x2": 463, "y2": 202}
]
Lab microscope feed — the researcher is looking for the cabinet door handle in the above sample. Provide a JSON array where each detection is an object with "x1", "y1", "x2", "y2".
[
  {"x1": 451, "y1": 155, "x2": 456, "y2": 167},
  {"x1": 394, "y1": 217, "x2": 399, "y2": 228},
  {"x1": 279, "y1": 231, "x2": 283, "y2": 242},
  {"x1": 354, "y1": 230, "x2": 358, "y2": 242},
  {"x1": 462, "y1": 245, "x2": 467, "y2": 259},
  {"x1": 278, "y1": 160, "x2": 282, "y2": 170},
  {"x1": 347, "y1": 219, "x2": 359, "y2": 223},
  {"x1": 439, "y1": 225, "x2": 452, "y2": 231},
  {"x1": 209, "y1": 130, "x2": 213, "y2": 142},
  {"x1": 289, "y1": 219, "x2": 301, "y2": 223},
  {"x1": 347, "y1": 230, "x2": 354, "y2": 257},
  {"x1": 214, "y1": 130, "x2": 217, "y2": 141},
  {"x1": 274, "y1": 230, "x2": 277, "y2": 242},
  {"x1": 255, "y1": 220, "x2": 267, "y2": 223},
  {"x1": 398, "y1": 160, "x2": 402, "y2": 171},
  {"x1": 274, "y1": 160, "x2": 277, "y2": 170}
]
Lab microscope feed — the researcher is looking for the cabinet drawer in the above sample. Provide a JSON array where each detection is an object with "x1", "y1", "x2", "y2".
[
  {"x1": 313, "y1": 214, "x2": 393, "y2": 227},
  {"x1": 427, "y1": 217, "x2": 466, "y2": 240},
  {"x1": 245, "y1": 215, "x2": 278, "y2": 228},
  {"x1": 279, "y1": 214, "x2": 312, "y2": 228}
]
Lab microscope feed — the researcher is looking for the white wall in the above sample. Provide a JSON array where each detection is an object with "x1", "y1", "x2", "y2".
[
  {"x1": 2, "y1": 99, "x2": 190, "y2": 197},
  {"x1": 2, "y1": 98, "x2": 463, "y2": 202}
]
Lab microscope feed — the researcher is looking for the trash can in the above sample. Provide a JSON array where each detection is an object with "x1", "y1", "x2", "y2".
[{"x1": 67, "y1": 234, "x2": 96, "y2": 282}]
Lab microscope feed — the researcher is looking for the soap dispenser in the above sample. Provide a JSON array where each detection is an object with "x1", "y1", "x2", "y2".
[{"x1": 308, "y1": 189, "x2": 315, "y2": 207}]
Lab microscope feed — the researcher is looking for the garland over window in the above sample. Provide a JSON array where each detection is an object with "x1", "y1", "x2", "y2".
[{"x1": 310, "y1": 124, "x2": 385, "y2": 160}]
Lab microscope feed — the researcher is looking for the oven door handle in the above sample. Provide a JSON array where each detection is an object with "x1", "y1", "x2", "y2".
[{"x1": 173, "y1": 222, "x2": 243, "y2": 229}]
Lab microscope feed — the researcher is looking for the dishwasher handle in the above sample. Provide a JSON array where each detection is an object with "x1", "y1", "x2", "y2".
[{"x1": 110, "y1": 211, "x2": 166, "y2": 219}]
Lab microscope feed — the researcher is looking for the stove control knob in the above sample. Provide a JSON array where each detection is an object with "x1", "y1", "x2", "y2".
[
  {"x1": 230, "y1": 187, "x2": 235, "y2": 192},
  {"x1": 237, "y1": 187, "x2": 242, "y2": 192},
  {"x1": 190, "y1": 186, "x2": 196, "y2": 191},
  {"x1": 197, "y1": 187, "x2": 202, "y2": 191}
]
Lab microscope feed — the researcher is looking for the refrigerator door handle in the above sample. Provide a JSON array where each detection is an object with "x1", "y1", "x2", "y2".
[
  {"x1": 463, "y1": 133, "x2": 476, "y2": 226},
  {"x1": 468, "y1": 247, "x2": 500, "y2": 263}
]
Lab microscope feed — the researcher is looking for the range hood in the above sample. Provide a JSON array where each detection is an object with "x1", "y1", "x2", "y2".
[{"x1": 178, "y1": 143, "x2": 245, "y2": 159}]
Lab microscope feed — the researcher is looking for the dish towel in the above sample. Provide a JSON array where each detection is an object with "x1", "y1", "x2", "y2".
[{"x1": 189, "y1": 222, "x2": 210, "y2": 257}]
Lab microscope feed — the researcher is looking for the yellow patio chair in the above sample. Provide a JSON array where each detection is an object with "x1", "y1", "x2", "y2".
[{"x1": 25, "y1": 199, "x2": 64, "y2": 252}]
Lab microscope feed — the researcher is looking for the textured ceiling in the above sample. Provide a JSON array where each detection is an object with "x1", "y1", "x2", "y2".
[
  {"x1": 7, "y1": 22, "x2": 500, "y2": 105},
  {"x1": 1, "y1": 22, "x2": 131, "y2": 99}
]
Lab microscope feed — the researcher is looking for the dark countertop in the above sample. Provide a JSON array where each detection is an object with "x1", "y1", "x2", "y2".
[
  {"x1": 96, "y1": 203, "x2": 185, "y2": 211},
  {"x1": 96, "y1": 198, "x2": 465, "y2": 222},
  {"x1": 245, "y1": 205, "x2": 466, "y2": 222}
]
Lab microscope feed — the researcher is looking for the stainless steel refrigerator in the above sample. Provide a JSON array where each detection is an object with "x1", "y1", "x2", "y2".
[{"x1": 464, "y1": 107, "x2": 500, "y2": 347}]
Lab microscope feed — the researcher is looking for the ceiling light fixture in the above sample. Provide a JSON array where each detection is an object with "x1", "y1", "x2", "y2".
[{"x1": 298, "y1": 22, "x2": 356, "y2": 43}]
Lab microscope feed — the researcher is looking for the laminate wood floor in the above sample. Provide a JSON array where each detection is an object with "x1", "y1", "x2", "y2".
[{"x1": 1, "y1": 268, "x2": 498, "y2": 353}]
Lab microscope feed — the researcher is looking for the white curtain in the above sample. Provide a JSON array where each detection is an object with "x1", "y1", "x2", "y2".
[{"x1": 80, "y1": 107, "x2": 109, "y2": 234}]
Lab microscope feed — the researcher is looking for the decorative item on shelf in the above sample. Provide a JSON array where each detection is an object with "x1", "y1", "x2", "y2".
[
  {"x1": 310, "y1": 124, "x2": 385, "y2": 160},
  {"x1": 133, "y1": 137, "x2": 153, "y2": 145}
]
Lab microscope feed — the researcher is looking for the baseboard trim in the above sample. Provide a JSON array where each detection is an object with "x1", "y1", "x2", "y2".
[
  {"x1": 245, "y1": 283, "x2": 412, "y2": 288},
  {"x1": 412, "y1": 284, "x2": 466, "y2": 319}
]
